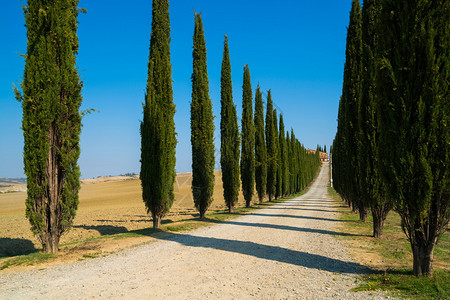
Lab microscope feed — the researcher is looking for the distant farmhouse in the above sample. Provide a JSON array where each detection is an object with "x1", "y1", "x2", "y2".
[{"x1": 306, "y1": 149, "x2": 329, "y2": 162}]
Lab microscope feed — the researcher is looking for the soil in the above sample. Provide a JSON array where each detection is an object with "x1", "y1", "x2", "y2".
[{"x1": 0, "y1": 164, "x2": 392, "y2": 299}]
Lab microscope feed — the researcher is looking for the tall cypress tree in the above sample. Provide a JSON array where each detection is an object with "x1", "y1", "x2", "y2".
[
  {"x1": 16, "y1": 0, "x2": 83, "y2": 253},
  {"x1": 240, "y1": 65, "x2": 254, "y2": 207},
  {"x1": 377, "y1": 0, "x2": 449, "y2": 276},
  {"x1": 191, "y1": 13, "x2": 215, "y2": 219},
  {"x1": 290, "y1": 129, "x2": 297, "y2": 193},
  {"x1": 254, "y1": 85, "x2": 267, "y2": 203},
  {"x1": 335, "y1": 0, "x2": 367, "y2": 220},
  {"x1": 348, "y1": 0, "x2": 366, "y2": 221},
  {"x1": 220, "y1": 35, "x2": 240, "y2": 213},
  {"x1": 273, "y1": 110, "x2": 281, "y2": 199},
  {"x1": 285, "y1": 131, "x2": 291, "y2": 194},
  {"x1": 359, "y1": 0, "x2": 390, "y2": 238},
  {"x1": 279, "y1": 114, "x2": 289, "y2": 196},
  {"x1": 265, "y1": 90, "x2": 277, "y2": 201},
  {"x1": 141, "y1": 0, "x2": 177, "y2": 229},
  {"x1": 333, "y1": 96, "x2": 351, "y2": 208}
]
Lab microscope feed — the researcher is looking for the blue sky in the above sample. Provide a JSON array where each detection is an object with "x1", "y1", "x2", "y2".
[{"x1": 1, "y1": 0, "x2": 351, "y2": 179}]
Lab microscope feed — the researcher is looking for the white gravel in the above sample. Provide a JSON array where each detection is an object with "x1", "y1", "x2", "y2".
[{"x1": 0, "y1": 163, "x2": 394, "y2": 299}]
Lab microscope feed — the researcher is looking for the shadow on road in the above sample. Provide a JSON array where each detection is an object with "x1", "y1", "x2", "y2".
[
  {"x1": 247, "y1": 213, "x2": 346, "y2": 223},
  {"x1": 216, "y1": 220, "x2": 368, "y2": 237},
  {"x1": 284, "y1": 204, "x2": 343, "y2": 209},
  {"x1": 154, "y1": 232, "x2": 372, "y2": 275},
  {"x1": 263, "y1": 207, "x2": 339, "y2": 213}
]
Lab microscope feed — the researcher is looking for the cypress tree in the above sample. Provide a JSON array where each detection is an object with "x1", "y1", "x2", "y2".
[
  {"x1": 335, "y1": 0, "x2": 367, "y2": 220},
  {"x1": 273, "y1": 110, "x2": 281, "y2": 199},
  {"x1": 285, "y1": 131, "x2": 291, "y2": 194},
  {"x1": 191, "y1": 13, "x2": 215, "y2": 219},
  {"x1": 299, "y1": 142, "x2": 306, "y2": 190},
  {"x1": 240, "y1": 65, "x2": 254, "y2": 208},
  {"x1": 254, "y1": 85, "x2": 267, "y2": 203},
  {"x1": 265, "y1": 90, "x2": 276, "y2": 201},
  {"x1": 359, "y1": 0, "x2": 391, "y2": 238},
  {"x1": 141, "y1": 0, "x2": 177, "y2": 229},
  {"x1": 290, "y1": 129, "x2": 297, "y2": 193},
  {"x1": 220, "y1": 35, "x2": 240, "y2": 213},
  {"x1": 377, "y1": 0, "x2": 449, "y2": 276},
  {"x1": 279, "y1": 115, "x2": 289, "y2": 196},
  {"x1": 16, "y1": 0, "x2": 83, "y2": 253},
  {"x1": 333, "y1": 97, "x2": 350, "y2": 207},
  {"x1": 349, "y1": 0, "x2": 367, "y2": 221}
]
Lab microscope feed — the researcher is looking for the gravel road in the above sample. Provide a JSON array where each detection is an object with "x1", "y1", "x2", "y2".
[{"x1": 0, "y1": 163, "x2": 392, "y2": 299}]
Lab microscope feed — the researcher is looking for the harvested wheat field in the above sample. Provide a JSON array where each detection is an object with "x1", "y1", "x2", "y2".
[{"x1": 0, "y1": 171, "x2": 252, "y2": 258}]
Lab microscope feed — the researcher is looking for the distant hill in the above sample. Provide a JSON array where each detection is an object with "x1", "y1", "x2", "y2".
[{"x1": 0, "y1": 178, "x2": 26, "y2": 187}]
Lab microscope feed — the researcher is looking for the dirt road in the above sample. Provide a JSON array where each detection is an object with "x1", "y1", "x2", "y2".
[{"x1": 0, "y1": 163, "x2": 391, "y2": 299}]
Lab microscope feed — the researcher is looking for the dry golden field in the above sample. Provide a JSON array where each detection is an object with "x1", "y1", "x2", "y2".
[{"x1": 0, "y1": 171, "x2": 253, "y2": 258}]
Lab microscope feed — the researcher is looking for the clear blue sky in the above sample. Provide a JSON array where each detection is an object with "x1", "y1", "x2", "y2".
[{"x1": 1, "y1": 0, "x2": 352, "y2": 179}]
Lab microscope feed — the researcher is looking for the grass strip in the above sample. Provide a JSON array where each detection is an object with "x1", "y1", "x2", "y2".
[{"x1": 0, "y1": 252, "x2": 55, "y2": 270}]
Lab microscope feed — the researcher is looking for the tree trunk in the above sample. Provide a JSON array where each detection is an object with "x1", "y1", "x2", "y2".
[
  {"x1": 358, "y1": 204, "x2": 368, "y2": 222},
  {"x1": 199, "y1": 209, "x2": 206, "y2": 220},
  {"x1": 42, "y1": 233, "x2": 59, "y2": 254},
  {"x1": 372, "y1": 206, "x2": 390, "y2": 238},
  {"x1": 372, "y1": 212, "x2": 384, "y2": 238},
  {"x1": 411, "y1": 242, "x2": 435, "y2": 276},
  {"x1": 152, "y1": 212, "x2": 161, "y2": 229},
  {"x1": 43, "y1": 123, "x2": 61, "y2": 254}
]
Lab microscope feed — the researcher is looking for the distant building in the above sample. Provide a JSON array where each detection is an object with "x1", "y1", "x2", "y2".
[
  {"x1": 306, "y1": 148, "x2": 316, "y2": 155},
  {"x1": 320, "y1": 152, "x2": 329, "y2": 162},
  {"x1": 306, "y1": 149, "x2": 329, "y2": 162}
]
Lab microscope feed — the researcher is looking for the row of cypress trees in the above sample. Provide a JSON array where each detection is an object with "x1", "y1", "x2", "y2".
[
  {"x1": 18, "y1": 0, "x2": 320, "y2": 254},
  {"x1": 141, "y1": 2, "x2": 322, "y2": 223},
  {"x1": 199, "y1": 13, "x2": 322, "y2": 214},
  {"x1": 332, "y1": 0, "x2": 449, "y2": 276}
]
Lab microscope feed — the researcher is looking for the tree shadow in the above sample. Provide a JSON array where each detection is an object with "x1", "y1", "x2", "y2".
[
  {"x1": 263, "y1": 207, "x2": 338, "y2": 213},
  {"x1": 286, "y1": 204, "x2": 340, "y2": 208},
  {"x1": 154, "y1": 232, "x2": 372, "y2": 275},
  {"x1": 287, "y1": 201, "x2": 336, "y2": 205},
  {"x1": 203, "y1": 220, "x2": 368, "y2": 237},
  {"x1": 95, "y1": 219, "x2": 149, "y2": 223},
  {"x1": 75, "y1": 219, "x2": 178, "y2": 236},
  {"x1": 248, "y1": 213, "x2": 347, "y2": 223},
  {"x1": 0, "y1": 238, "x2": 38, "y2": 258},
  {"x1": 73, "y1": 225, "x2": 129, "y2": 235}
]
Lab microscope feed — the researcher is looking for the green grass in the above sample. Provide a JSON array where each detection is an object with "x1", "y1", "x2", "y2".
[
  {"x1": 81, "y1": 252, "x2": 102, "y2": 259},
  {"x1": 353, "y1": 270, "x2": 449, "y2": 299},
  {"x1": 0, "y1": 252, "x2": 55, "y2": 270},
  {"x1": 328, "y1": 186, "x2": 450, "y2": 299},
  {"x1": 112, "y1": 227, "x2": 160, "y2": 239}
]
